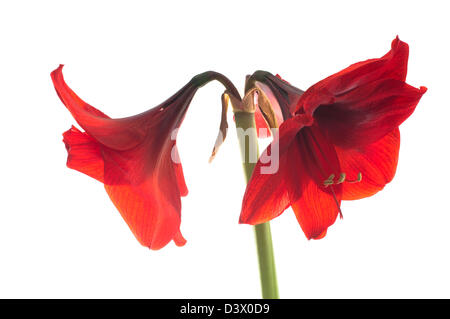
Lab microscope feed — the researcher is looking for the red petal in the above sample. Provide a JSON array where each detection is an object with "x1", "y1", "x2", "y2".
[
  {"x1": 336, "y1": 128, "x2": 400, "y2": 200},
  {"x1": 52, "y1": 66, "x2": 110, "y2": 119},
  {"x1": 290, "y1": 126, "x2": 343, "y2": 239},
  {"x1": 291, "y1": 178, "x2": 341, "y2": 240},
  {"x1": 104, "y1": 181, "x2": 184, "y2": 250},
  {"x1": 298, "y1": 37, "x2": 411, "y2": 116},
  {"x1": 100, "y1": 138, "x2": 187, "y2": 250},
  {"x1": 324, "y1": 37, "x2": 409, "y2": 92},
  {"x1": 239, "y1": 158, "x2": 291, "y2": 224},
  {"x1": 51, "y1": 65, "x2": 148, "y2": 150},
  {"x1": 296, "y1": 125, "x2": 342, "y2": 187},
  {"x1": 314, "y1": 79, "x2": 426, "y2": 148},
  {"x1": 92, "y1": 130, "x2": 189, "y2": 249},
  {"x1": 239, "y1": 117, "x2": 307, "y2": 224},
  {"x1": 62, "y1": 126, "x2": 104, "y2": 183},
  {"x1": 173, "y1": 230, "x2": 187, "y2": 247},
  {"x1": 62, "y1": 124, "x2": 187, "y2": 249}
]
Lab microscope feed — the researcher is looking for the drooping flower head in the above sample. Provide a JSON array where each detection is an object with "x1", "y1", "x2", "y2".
[
  {"x1": 52, "y1": 65, "x2": 240, "y2": 249},
  {"x1": 240, "y1": 37, "x2": 427, "y2": 239}
]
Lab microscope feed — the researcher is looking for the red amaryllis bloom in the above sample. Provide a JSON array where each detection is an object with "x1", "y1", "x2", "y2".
[
  {"x1": 240, "y1": 37, "x2": 427, "y2": 239},
  {"x1": 52, "y1": 65, "x2": 239, "y2": 249}
]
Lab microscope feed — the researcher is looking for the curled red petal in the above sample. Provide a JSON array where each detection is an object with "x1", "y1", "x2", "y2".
[
  {"x1": 298, "y1": 37, "x2": 411, "y2": 116},
  {"x1": 62, "y1": 126, "x2": 104, "y2": 183},
  {"x1": 52, "y1": 65, "x2": 110, "y2": 119},
  {"x1": 173, "y1": 230, "x2": 187, "y2": 247},
  {"x1": 326, "y1": 37, "x2": 409, "y2": 91},
  {"x1": 52, "y1": 65, "x2": 158, "y2": 151}
]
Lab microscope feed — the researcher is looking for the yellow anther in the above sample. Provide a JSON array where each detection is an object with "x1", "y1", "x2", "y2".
[
  {"x1": 348, "y1": 172, "x2": 363, "y2": 183},
  {"x1": 323, "y1": 174, "x2": 335, "y2": 187},
  {"x1": 337, "y1": 173, "x2": 346, "y2": 184}
]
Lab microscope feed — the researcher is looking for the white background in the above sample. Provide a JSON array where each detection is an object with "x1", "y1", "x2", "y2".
[{"x1": 0, "y1": 0, "x2": 449, "y2": 298}]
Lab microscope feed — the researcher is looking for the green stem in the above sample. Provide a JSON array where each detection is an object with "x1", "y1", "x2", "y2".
[{"x1": 234, "y1": 112, "x2": 279, "y2": 299}]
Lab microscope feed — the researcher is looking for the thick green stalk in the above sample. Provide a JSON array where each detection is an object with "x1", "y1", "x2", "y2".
[{"x1": 234, "y1": 112, "x2": 279, "y2": 299}]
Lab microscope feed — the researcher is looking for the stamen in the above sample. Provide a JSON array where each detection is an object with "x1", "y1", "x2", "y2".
[
  {"x1": 323, "y1": 172, "x2": 362, "y2": 186},
  {"x1": 347, "y1": 172, "x2": 362, "y2": 183},
  {"x1": 336, "y1": 172, "x2": 346, "y2": 184},
  {"x1": 323, "y1": 174, "x2": 335, "y2": 187}
]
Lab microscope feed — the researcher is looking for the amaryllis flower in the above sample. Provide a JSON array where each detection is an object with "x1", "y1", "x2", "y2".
[
  {"x1": 240, "y1": 37, "x2": 427, "y2": 239},
  {"x1": 52, "y1": 65, "x2": 240, "y2": 249}
]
